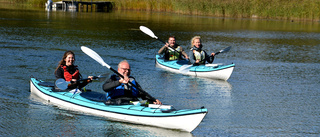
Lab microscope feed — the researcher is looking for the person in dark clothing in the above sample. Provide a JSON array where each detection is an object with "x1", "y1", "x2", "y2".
[
  {"x1": 189, "y1": 36, "x2": 215, "y2": 65},
  {"x1": 54, "y1": 50, "x2": 93, "y2": 89},
  {"x1": 103, "y1": 60, "x2": 162, "y2": 105},
  {"x1": 158, "y1": 36, "x2": 189, "y2": 60}
]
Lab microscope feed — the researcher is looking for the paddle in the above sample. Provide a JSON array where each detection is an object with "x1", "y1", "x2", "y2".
[
  {"x1": 55, "y1": 73, "x2": 108, "y2": 90},
  {"x1": 80, "y1": 46, "x2": 157, "y2": 101},
  {"x1": 179, "y1": 46, "x2": 232, "y2": 74},
  {"x1": 214, "y1": 46, "x2": 231, "y2": 55},
  {"x1": 139, "y1": 26, "x2": 175, "y2": 52}
]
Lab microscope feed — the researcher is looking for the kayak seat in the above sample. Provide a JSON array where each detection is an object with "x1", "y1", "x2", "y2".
[
  {"x1": 176, "y1": 59, "x2": 189, "y2": 65},
  {"x1": 104, "y1": 97, "x2": 137, "y2": 105},
  {"x1": 80, "y1": 91, "x2": 107, "y2": 102},
  {"x1": 80, "y1": 92, "x2": 139, "y2": 105},
  {"x1": 38, "y1": 82, "x2": 55, "y2": 87}
]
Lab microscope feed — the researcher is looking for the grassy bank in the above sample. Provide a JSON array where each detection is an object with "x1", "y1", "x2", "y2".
[
  {"x1": 114, "y1": 0, "x2": 320, "y2": 21},
  {"x1": 2, "y1": 0, "x2": 45, "y2": 6},
  {"x1": 5, "y1": 0, "x2": 320, "y2": 21}
]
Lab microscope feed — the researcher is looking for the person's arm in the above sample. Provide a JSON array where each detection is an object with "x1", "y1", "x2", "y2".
[
  {"x1": 135, "y1": 81, "x2": 161, "y2": 104},
  {"x1": 188, "y1": 50, "x2": 196, "y2": 64},
  {"x1": 180, "y1": 47, "x2": 189, "y2": 59},
  {"x1": 205, "y1": 51, "x2": 215, "y2": 63},
  {"x1": 158, "y1": 45, "x2": 167, "y2": 54},
  {"x1": 55, "y1": 67, "x2": 64, "y2": 79},
  {"x1": 102, "y1": 75, "x2": 121, "y2": 92},
  {"x1": 77, "y1": 75, "x2": 93, "y2": 89}
]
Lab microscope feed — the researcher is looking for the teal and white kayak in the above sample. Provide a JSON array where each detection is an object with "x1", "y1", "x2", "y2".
[
  {"x1": 30, "y1": 77, "x2": 208, "y2": 132},
  {"x1": 155, "y1": 55, "x2": 235, "y2": 81}
]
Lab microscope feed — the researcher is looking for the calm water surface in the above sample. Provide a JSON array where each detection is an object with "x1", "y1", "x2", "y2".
[{"x1": 0, "y1": 4, "x2": 320, "y2": 137}]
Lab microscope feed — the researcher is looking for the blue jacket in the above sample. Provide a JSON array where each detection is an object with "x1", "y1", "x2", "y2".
[{"x1": 103, "y1": 75, "x2": 139, "y2": 100}]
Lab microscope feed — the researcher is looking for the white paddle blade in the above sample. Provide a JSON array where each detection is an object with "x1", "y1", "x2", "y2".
[
  {"x1": 81, "y1": 46, "x2": 111, "y2": 69},
  {"x1": 139, "y1": 26, "x2": 158, "y2": 39},
  {"x1": 179, "y1": 65, "x2": 193, "y2": 74},
  {"x1": 55, "y1": 78, "x2": 69, "y2": 90}
]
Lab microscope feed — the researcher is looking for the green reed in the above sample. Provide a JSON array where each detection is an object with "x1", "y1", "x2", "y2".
[
  {"x1": 6, "y1": 0, "x2": 46, "y2": 6},
  {"x1": 7, "y1": 0, "x2": 320, "y2": 21},
  {"x1": 114, "y1": 0, "x2": 320, "y2": 21}
]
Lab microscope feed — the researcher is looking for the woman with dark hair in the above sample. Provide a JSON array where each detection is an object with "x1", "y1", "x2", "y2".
[{"x1": 54, "y1": 50, "x2": 93, "y2": 89}]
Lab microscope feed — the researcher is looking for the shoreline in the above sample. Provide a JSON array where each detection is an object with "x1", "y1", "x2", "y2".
[
  {"x1": 114, "y1": 8, "x2": 320, "y2": 23},
  {"x1": 113, "y1": 0, "x2": 320, "y2": 22},
  {"x1": 2, "y1": 0, "x2": 320, "y2": 22}
]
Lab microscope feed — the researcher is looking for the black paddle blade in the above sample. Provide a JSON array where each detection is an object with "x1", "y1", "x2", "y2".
[
  {"x1": 221, "y1": 46, "x2": 231, "y2": 53},
  {"x1": 215, "y1": 46, "x2": 232, "y2": 55},
  {"x1": 97, "y1": 73, "x2": 108, "y2": 82}
]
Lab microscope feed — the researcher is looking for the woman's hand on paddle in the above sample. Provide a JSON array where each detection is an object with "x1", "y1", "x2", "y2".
[
  {"x1": 153, "y1": 99, "x2": 162, "y2": 105},
  {"x1": 87, "y1": 76, "x2": 93, "y2": 82}
]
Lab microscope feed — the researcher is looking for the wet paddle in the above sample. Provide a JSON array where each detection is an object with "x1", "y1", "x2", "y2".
[
  {"x1": 55, "y1": 74, "x2": 108, "y2": 90},
  {"x1": 179, "y1": 46, "x2": 232, "y2": 74},
  {"x1": 80, "y1": 46, "x2": 157, "y2": 101}
]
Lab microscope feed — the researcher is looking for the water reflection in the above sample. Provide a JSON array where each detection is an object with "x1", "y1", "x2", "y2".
[
  {"x1": 183, "y1": 77, "x2": 232, "y2": 109},
  {"x1": 181, "y1": 77, "x2": 232, "y2": 93},
  {"x1": 115, "y1": 124, "x2": 193, "y2": 137},
  {"x1": 153, "y1": 69, "x2": 234, "y2": 121}
]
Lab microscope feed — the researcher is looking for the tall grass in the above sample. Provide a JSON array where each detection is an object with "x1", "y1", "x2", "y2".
[
  {"x1": 114, "y1": 0, "x2": 320, "y2": 21},
  {"x1": 5, "y1": 0, "x2": 320, "y2": 21},
  {"x1": 5, "y1": 0, "x2": 46, "y2": 6}
]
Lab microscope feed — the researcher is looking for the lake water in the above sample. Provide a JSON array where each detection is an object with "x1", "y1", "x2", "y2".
[{"x1": 0, "y1": 4, "x2": 320, "y2": 136}]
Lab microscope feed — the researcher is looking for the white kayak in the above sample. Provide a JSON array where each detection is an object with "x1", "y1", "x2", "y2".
[
  {"x1": 29, "y1": 77, "x2": 208, "y2": 132},
  {"x1": 155, "y1": 55, "x2": 235, "y2": 81}
]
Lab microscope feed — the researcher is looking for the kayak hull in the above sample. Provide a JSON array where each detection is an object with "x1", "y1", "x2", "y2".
[
  {"x1": 155, "y1": 55, "x2": 235, "y2": 81},
  {"x1": 29, "y1": 78, "x2": 207, "y2": 132}
]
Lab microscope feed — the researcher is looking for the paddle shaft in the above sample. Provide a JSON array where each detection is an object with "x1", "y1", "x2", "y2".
[
  {"x1": 77, "y1": 74, "x2": 107, "y2": 82},
  {"x1": 214, "y1": 46, "x2": 231, "y2": 55},
  {"x1": 140, "y1": 26, "x2": 181, "y2": 54},
  {"x1": 55, "y1": 78, "x2": 90, "y2": 90},
  {"x1": 68, "y1": 75, "x2": 106, "y2": 87},
  {"x1": 214, "y1": 51, "x2": 222, "y2": 55},
  {"x1": 180, "y1": 46, "x2": 231, "y2": 73},
  {"x1": 157, "y1": 38, "x2": 184, "y2": 54},
  {"x1": 78, "y1": 76, "x2": 97, "y2": 82},
  {"x1": 108, "y1": 67, "x2": 157, "y2": 101},
  {"x1": 81, "y1": 46, "x2": 157, "y2": 102}
]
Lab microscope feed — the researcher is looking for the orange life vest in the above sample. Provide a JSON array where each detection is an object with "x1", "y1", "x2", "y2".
[{"x1": 62, "y1": 65, "x2": 80, "y2": 81}]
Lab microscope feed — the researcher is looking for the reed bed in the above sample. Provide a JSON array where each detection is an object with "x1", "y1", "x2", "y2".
[
  {"x1": 114, "y1": 0, "x2": 320, "y2": 21},
  {"x1": 7, "y1": 0, "x2": 320, "y2": 21}
]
